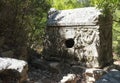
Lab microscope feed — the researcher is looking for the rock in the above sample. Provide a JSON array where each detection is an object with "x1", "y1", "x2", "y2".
[
  {"x1": 0, "y1": 57, "x2": 28, "y2": 82},
  {"x1": 59, "y1": 74, "x2": 80, "y2": 83},
  {"x1": 42, "y1": 78, "x2": 57, "y2": 83},
  {"x1": 85, "y1": 68, "x2": 106, "y2": 83},
  {"x1": 49, "y1": 62, "x2": 60, "y2": 73},
  {"x1": 1, "y1": 50, "x2": 14, "y2": 58},
  {"x1": 103, "y1": 64, "x2": 120, "y2": 71},
  {"x1": 0, "y1": 69, "x2": 20, "y2": 83},
  {"x1": 30, "y1": 58, "x2": 50, "y2": 70},
  {"x1": 30, "y1": 57, "x2": 60, "y2": 73},
  {"x1": 49, "y1": 62, "x2": 58, "y2": 66},
  {"x1": 71, "y1": 65, "x2": 86, "y2": 75},
  {"x1": 35, "y1": 79, "x2": 43, "y2": 83},
  {"x1": 96, "y1": 71, "x2": 120, "y2": 83}
]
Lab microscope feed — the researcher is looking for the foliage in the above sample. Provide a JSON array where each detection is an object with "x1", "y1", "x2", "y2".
[
  {"x1": 1, "y1": 0, "x2": 120, "y2": 56},
  {"x1": 48, "y1": 0, "x2": 90, "y2": 10},
  {"x1": 113, "y1": 9, "x2": 120, "y2": 55},
  {"x1": 90, "y1": 0, "x2": 120, "y2": 15},
  {"x1": 90, "y1": 0, "x2": 120, "y2": 57},
  {"x1": 90, "y1": 0, "x2": 120, "y2": 55},
  {"x1": 0, "y1": 0, "x2": 50, "y2": 48},
  {"x1": 27, "y1": 0, "x2": 50, "y2": 47}
]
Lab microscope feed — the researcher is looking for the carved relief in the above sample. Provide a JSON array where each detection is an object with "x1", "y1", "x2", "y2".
[{"x1": 74, "y1": 28, "x2": 100, "y2": 67}]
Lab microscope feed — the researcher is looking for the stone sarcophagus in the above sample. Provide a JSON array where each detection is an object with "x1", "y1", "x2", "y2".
[{"x1": 43, "y1": 7, "x2": 113, "y2": 68}]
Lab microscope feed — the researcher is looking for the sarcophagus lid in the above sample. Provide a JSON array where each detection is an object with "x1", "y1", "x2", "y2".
[{"x1": 47, "y1": 7, "x2": 102, "y2": 26}]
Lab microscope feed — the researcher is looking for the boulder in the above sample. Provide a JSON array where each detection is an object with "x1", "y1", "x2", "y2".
[
  {"x1": 0, "y1": 57, "x2": 28, "y2": 82},
  {"x1": 0, "y1": 69, "x2": 20, "y2": 83},
  {"x1": 30, "y1": 58, "x2": 50, "y2": 70},
  {"x1": 49, "y1": 62, "x2": 60, "y2": 73},
  {"x1": 59, "y1": 74, "x2": 80, "y2": 83},
  {"x1": 85, "y1": 68, "x2": 106, "y2": 83},
  {"x1": 96, "y1": 70, "x2": 120, "y2": 83}
]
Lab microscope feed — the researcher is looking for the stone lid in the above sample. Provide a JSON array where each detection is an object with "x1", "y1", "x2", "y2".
[
  {"x1": 0, "y1": 58, "x2": 27, "y2": 73},
  {"x1": 47, "y1": 7, "x2": 102, "y2": 26}
]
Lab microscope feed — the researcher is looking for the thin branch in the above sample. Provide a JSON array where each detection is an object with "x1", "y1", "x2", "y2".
[{"x1": 113, "y1": 20, "x2": 120, "y2": 23}]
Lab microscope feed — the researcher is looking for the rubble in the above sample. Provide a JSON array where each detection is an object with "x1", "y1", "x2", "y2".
[{"x1": 59, "y1": 74, "x2": 80, "y2": 83}]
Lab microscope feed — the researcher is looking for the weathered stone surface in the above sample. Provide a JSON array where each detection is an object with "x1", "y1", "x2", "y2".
[
  {"x1": 43, "y1": 7, "x2": 113, "y2": 68},
  {"x1": 30, "y1": 58, "x2": 50, "y2": 70},
  {"x1": 85, "y1": 68, "x2": 106, "y2": 83},
  {"x1": 0, "y1": 57, "x2": 28, "y2": 82},
  {"x1": 102, "y1": 64, "x2": 120, "y2": 72},
  {"x1": 49, "y1": 62, "x2": 60, "y2": 73},
  {"x1": 47, "y1": 7, "x2": 101, "y2": 26},
  {"x1": 59, "y1": 74, "x2": 80, "y2": 83},
  {"x1": 95, "y1": 70, "x2": 120, "y2": 83}
]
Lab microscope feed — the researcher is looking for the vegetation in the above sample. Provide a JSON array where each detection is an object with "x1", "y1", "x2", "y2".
[
  {"x1": 91, "y1": 1, "x2": 120, "y2": 56},
  {"x1": 48, "y1": 0, "x2": 90, "y2": 10},
  {"x1": 0, "y1": 0, "x2": 120, "y2": 58},
  {"x1": 0, "y1": 0, "x2": 50, "y2": 48}
]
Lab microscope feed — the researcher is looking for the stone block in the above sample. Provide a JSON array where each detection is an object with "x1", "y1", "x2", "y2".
[
  {"x1": 0, "y1": 57, "x2": 28, "y2": 82},
  {"x1": 43, "y1": 7, "x2": 113, "y2": 68}
]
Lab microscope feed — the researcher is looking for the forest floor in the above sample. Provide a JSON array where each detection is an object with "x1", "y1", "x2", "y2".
[
  {"x1": 27, "y1": 49, "x2": 120, "y2": 83},
  {"x1": 27, "y1": 55, "x2": 85, "y2": 83}
]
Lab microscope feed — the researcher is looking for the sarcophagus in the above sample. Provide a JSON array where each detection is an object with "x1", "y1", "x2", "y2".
[{"x1": 43, "y1": 7, "x2": 113, "y2": 68}]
